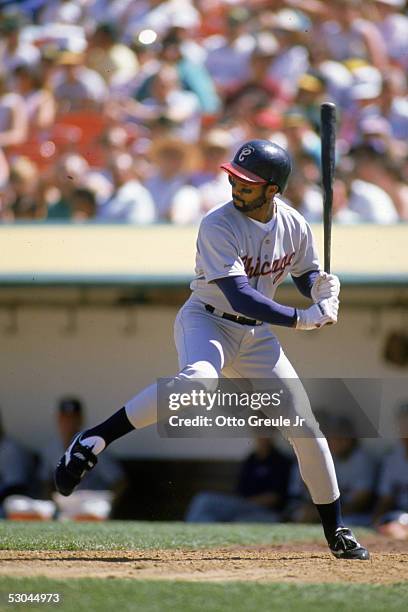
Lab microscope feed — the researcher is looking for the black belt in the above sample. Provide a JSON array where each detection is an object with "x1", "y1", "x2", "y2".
[{"x1": 205, "y1": 304, "x2": 262, "y2": 326}]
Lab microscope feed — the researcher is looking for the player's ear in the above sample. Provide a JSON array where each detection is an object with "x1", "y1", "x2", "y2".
[{"x1": 265, "y1": 184, "x2": 279, "y2": 199}]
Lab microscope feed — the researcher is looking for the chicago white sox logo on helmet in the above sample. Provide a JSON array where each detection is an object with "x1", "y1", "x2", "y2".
[{"x1": 238, "y1": 145, "x2": 255, "y2": 163}]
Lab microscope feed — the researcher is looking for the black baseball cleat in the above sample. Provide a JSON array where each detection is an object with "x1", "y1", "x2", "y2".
[
  {"x1": 329, "y1": 527, "x2": 370, "y2": 560},
  {"x1": 55, "y1": 433, "x2": 98, "y2": 496}
]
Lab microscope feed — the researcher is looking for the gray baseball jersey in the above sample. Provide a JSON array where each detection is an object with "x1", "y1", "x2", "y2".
[{"x1": 190, "y1": 198, "x2": 319, "y2": 314}]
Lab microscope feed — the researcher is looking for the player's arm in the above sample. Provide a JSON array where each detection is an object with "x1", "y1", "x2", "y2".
[{"x1": 215, "y1": 276, "x2": 337, "y2": 330}]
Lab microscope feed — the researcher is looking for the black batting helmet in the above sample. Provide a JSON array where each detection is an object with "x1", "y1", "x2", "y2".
[{"x1": 221, "y1": 139, "x2": 292, "y2": 193}]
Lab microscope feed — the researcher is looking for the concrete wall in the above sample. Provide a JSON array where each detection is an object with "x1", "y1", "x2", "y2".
[{"x1": 0, "y1": 302, "x2": 406, "y2": 459}]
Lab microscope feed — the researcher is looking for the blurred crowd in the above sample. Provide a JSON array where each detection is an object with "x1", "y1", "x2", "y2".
[{"x1": 0, "y1": 0, "x2": 407, "y2": 224}]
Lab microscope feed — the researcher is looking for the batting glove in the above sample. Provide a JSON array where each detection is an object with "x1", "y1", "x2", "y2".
[
  {"x1": 311, "y1": 272, "x2": 340, "y2": 303},
  {"x1": 296, "y1": 297, "x2": 339, "y2": 330}
]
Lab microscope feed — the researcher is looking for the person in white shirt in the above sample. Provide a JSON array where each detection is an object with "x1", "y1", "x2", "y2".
[
  {"x1": 144, "y1": 136, "x2": 200, "y2": 223},
  {"x1": 97, "y1": 152, "x2": 156, "y2": 224}
]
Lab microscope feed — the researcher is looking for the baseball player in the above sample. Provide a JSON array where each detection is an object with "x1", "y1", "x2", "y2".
[{"x1": 55, "y1": 139, "x2": 369, "y2": 560}]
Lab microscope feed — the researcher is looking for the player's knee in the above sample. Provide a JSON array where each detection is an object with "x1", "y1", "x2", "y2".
[{"x1": 177, "y1": 361, "x2": 219, "y2": 393}]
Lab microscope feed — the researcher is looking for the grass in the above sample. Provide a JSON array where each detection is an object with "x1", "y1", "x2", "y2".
[
  {"x1": 0, "y1": 522, "x2": 402, "y2": 612},
  {"x1": 0, "y1": 521, "x2": 334, "y2": 551},
  {"x1": 0, "y1": 578, "x2": 407, "y2": 612}
]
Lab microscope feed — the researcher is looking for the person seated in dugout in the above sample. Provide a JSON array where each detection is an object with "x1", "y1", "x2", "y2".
[
  {"x1": 373, "y1": 403, "x2": 408, "y2": 539},
  {"x1": 38, "y1": 397, "x2": 126, "y2": 503},
  {"x1": 185, "y1": 437, "x2": 293, "y2": 523},
  {"x1": 0, "y1": 408, "x2": 34, "y2": 518}
]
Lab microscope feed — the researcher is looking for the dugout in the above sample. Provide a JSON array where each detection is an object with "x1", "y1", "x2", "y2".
[{"x1": 0, "y1": 224, "x2": 407, "y2": 519}]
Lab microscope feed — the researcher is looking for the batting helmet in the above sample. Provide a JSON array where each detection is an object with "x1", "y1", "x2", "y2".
[{"x1": 221, "y1": 139, "x2": 292, "y2": 193}]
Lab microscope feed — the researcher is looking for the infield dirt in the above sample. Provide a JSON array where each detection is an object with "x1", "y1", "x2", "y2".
[{"x1": 1, "y1": 537, "x2": 407, "y2": 584}]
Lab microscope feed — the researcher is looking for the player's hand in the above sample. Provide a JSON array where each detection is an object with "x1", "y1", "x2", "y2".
[
  {"x1": 311, "y1": 272, "x2": 340, "y2": 303},
  {"x1": 296, "y1": 297, "x2": 339, "y2": 330}
]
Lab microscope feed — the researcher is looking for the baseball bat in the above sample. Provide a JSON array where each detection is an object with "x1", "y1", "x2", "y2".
[{"x1": 320, "y1": 102, "x2": 336, "y2": 274}]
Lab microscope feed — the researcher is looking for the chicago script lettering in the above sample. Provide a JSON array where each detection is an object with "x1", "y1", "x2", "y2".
[{"x1": 242, "y1": 252, "x2": 295, "y2": 281}]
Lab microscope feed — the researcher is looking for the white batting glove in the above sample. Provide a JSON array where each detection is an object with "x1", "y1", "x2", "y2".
[
  {"x1": 311, "y1": 272, "x2": 340, "y2": 303},
  {"x1": 296, "y1": 297, "x2": 339, "y2": 330}
]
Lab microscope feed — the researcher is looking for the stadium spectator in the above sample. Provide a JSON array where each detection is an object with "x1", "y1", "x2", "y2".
[
  {"x1": 224, "y1": 32, "x2": 285, "y2": 121},
  {"x1": 186, "y1": 437, "x2": 292, "y2": 523},
  {"x1": 1, "y1": 156, "x2": 42, "y2": 220},
  {"x1": 46, "y1": 153, "x2": 90, "y2": 220},
  {"x1": 373, "y1": 0, "x2": 408, "y2": 71},
  {"x1": 116, "y1": 34, "x2": 161, "y2": 98},
  {"x1": 378, "y1": 73, "x2": 408, "y2": 143},
  {"x1": 70, "y1": 187, "x2": 97, "y2": 222},
  {"x1": 0, "y1": 147, "x2": 9, "y2": 191},
  {"x1": 123, "y1": 0, "x2": 201, "y2": 41},
  {"x1": 268, "y1": 8, "x2": 311, "y2": 99},
  {"x1": 292, "y1": 73, "x2": 327, "y2": 132},
  {"x1": 53, "y1": 51, "x2": 108, "y2": 113},
  {"x1": 288, "y1": 414, "x2": 376, "y2": 526},
  {"x1": 134, "y1": 63, "x2": 202, "y2": 140},
  {"x1": 86, "y1": 22, "x2": 139, "y2": 88},
  {"x1": 190, "y1": 128, "x2": 233, "y2": 215},
  {"x1": 38, "y1": 0, "x2": 84, "y2": 26},
  {"x1": 204, "y1": 7, "x2": 253, "y2": 96},
  {"x1": 283, "y1": 167, "x2": 322, "y2": 223},
  {"x1": 348, "y1": 145, "x2": 399, "y2": 223},
  {"x1": 318, "y1": 0, "x2": 388, "y2": 69},
  {"x1": 0, "y1": 15, "x2": 40, "y2": 72},
  {"x1": 281, "y1": 112, "x2": 321, "y2": 166},
  {"x1": 38, "y1": 397, "x2": 125, "y2": 499},
  {"x1": 0, "y1": 409, "x2": 33, "y2": 518},
  {"x1": 97, "y1": 152, "x2": 156, "y2": 224},
  {"x1": 0, "y1": 74, "x2": 28, "y2": 148},
  {"x1": 147, "y1": 27, "x2": 220, "y2": 116},
  {"x1": 373, "y1": 403, "x2": 408, "y2": 539},
  {"x1": 13, "y1": 64, "x2": 56, "y2": 131},
  {"x1": 144, "y1": 136, "x2": 200, "y2": 223}
]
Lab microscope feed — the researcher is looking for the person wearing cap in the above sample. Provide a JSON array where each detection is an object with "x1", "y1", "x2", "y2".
[
  {"x1": 288, "y1": 413, "x2": 376, "y2": 527},
  {"x1": 54, "y1": 138, "x2": 370, "y2": 560},
  {"x1": 39, "y1": 397, "x2": 125, "y2": 500},
  {"x1": 0, "y1": 408, "x2": 33, "y2": 517},
  {"x1": 373, "y1": 403, "x2": 408, "y2": 538},
  {"x1": 144, "y1": 135, "x2": 201, "y2": 222},
  {"x1": 53, "y1": 51, "x2": 108, "y2": 113}
]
